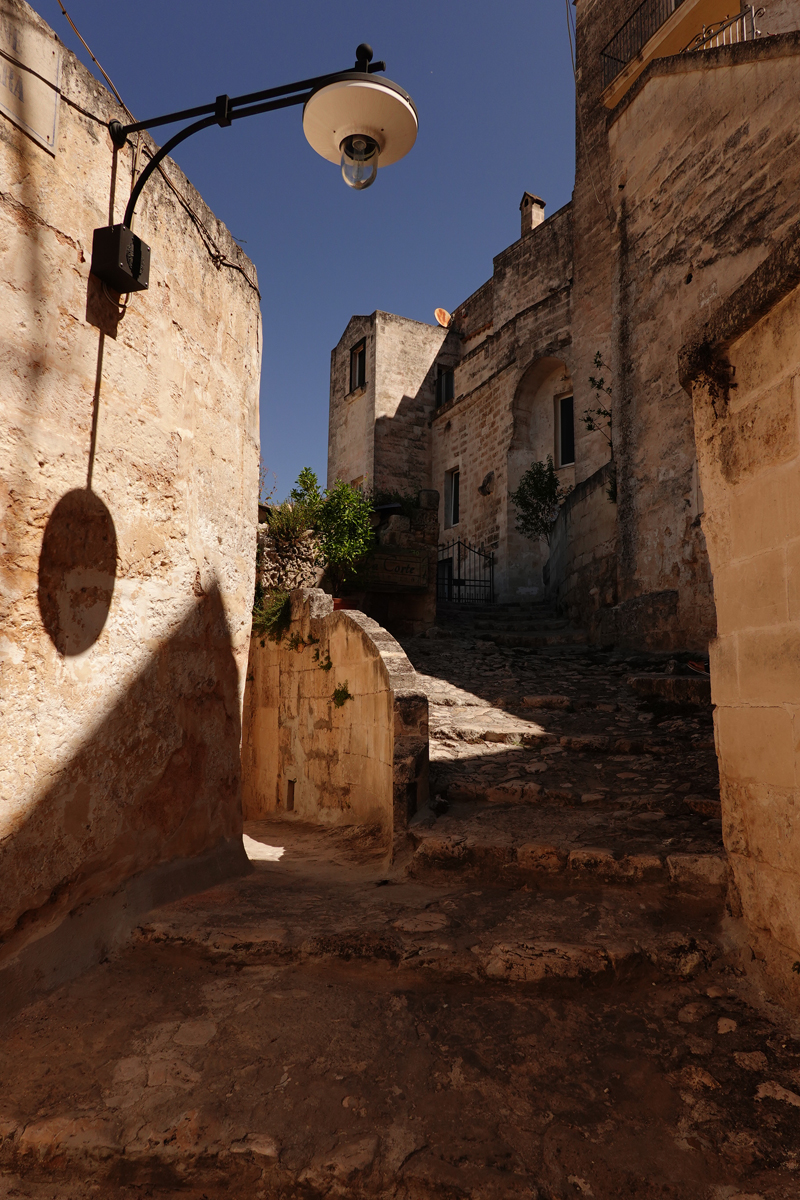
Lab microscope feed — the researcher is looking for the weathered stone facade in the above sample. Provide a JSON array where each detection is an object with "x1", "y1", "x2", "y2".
[
  {"x1": 256, "y1": 525, "x2": 322, "y2": 593},
  {"x1": 328, "y1": 0, "x2": 800, "y2": 649},
  {"x1": 681, "y1": 225, "x2": 800, "y2": 1009},
  {"x1": 608, "y1": 30, "x2": 800, "y2": 650},
  {"x1": 0, "y1": 0, "x2": 260, "y2": 1001}
]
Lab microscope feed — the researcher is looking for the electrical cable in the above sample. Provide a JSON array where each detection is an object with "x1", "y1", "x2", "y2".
[
  {"x1": 564, "y1": 0, "x2": 612, "y2": 222},
  {"x1": 54, "y1": 1, "x2": 260, "y2": 298},
  {"x1": 55, "y1": 0, "x2": 129, "y2": 115}
]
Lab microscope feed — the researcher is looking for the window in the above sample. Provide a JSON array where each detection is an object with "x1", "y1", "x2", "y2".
[
  {"x1": 555, "y1": 392, "x2": 575, "y2": 467},
  {"x1": 350, "y1": 475, "x2": 365, "y2": 493},
  {"x1": 435, "y1": 364, "x2": 454, "y2": 408},
  {"x1": 349, "y1": 340, "x2": 366, "y2": 393},
  {"x1": 445, "y1": 468, "x2": 460, "y2": 528}
]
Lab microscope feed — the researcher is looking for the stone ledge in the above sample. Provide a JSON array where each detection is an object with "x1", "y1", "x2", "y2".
[
  {"x1": 610, "y1": 31, "x2": 800, "y2": 128},
  {"x1": 679, "y1": 218, "x2": 800, "y2": 391}
]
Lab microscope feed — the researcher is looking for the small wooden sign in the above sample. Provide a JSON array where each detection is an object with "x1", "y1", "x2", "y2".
[
  {"x1": 0, "y1": 7, "x2": 61, "y2": 155},
  {"x1": 360, "y1": 548, "x2": 429, "y2": 592}
]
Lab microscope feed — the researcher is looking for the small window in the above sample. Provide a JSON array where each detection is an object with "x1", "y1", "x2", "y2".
[
  {"x1": 436, "y1": 365, "x2": 454, "y2": 408},
  {"x1": 556, "y1": 393, "x2": 575, "y2": 467},
  {"x1": 349, "y1": 340, "x2": 366, "y2": 393},
  {"x1": 351, "y1": 475, "x2": 365, "y2": 493},
  {"x1": 445, "y1": 468, "x2": 460, "y2": 528}
]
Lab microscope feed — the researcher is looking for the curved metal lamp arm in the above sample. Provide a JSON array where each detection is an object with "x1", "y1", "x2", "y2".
[
  {"x1": 114, "y1": 44, "x2": 387, "y2": 230},
  {"x1": 121, "y1": 90, "x2": 314, "y2": 229},
  {"x1": 91, "y1": 43, "x2": 387, "y2": 294},
  {"x1": 123, "y1": 114, "x2": 216, "y2": 229}
]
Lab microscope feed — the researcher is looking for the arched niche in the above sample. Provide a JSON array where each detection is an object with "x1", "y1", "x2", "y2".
[{"x1": 503, "y1": 356, "x2": 574, "y2": 601}]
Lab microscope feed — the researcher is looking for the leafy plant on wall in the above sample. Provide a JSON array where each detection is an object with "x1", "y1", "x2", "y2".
[
  {"x1": 315, "y1": 477, "x2": 374, "y2": 595},
  {"x1": 510, "y1": 456, "x2": 572, "y2": 545},
  {"x1": 253, "y1": 468, "x2": 375, "y2": 640}
]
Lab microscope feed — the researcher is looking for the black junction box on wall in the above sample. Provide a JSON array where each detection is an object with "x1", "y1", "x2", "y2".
[{"x1": 91, "y1": 225, "x2": 151, "y2": 293}]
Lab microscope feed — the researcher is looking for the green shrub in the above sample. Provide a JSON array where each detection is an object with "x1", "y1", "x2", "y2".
[
  {"x1": 252, "y1": 588, "x2": 291, "y2": 641},
  {"x1": 259, "y1": 468, "x2": 374, "y2": 596},
  {"x1": 510, "y1": 455, "x2": 572, "y2": 545},
  {"x1": 316, "y1": 478, "x2": 374, "y2": 594},
  {"x1": 263, "y1": 500, "x2": 314, "y2": 550},
  {"x1": 290, "y1": 467, "x2": 324, "y2": 518}
]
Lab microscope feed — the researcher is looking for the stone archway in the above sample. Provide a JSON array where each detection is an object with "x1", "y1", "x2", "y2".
[{"x1": 501, "y1": 356, "x2": 574, "y2": 602}]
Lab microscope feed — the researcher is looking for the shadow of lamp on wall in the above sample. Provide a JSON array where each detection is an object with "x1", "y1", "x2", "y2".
[
  {"x1": 89, "y1": 43, "x2": 418, "y2": 295},
  {"x1": 37, "y1": 488, "x2": 117, "y2": 656}
]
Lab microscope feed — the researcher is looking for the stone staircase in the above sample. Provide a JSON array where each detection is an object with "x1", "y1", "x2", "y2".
[
  {"x1": 3, "y1": 606, "x2": 799, "y2": 1198},
  {"x1": 436, "y1": 599, "x2": 588, "y2": 650}
]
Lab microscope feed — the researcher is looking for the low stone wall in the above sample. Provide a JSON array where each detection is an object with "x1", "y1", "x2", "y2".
[
  {"x1": 680, "y1": 226, "x2": 800, "y2": 1007},
  {"x1": 242, "y1": 590, "x2": 429, "y2": 856},
  {"x1": 546, "y1": 461, "x2": 617, "y2": 637}
]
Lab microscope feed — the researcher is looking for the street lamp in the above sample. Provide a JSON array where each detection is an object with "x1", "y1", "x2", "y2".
[{"x1": 90, "y1": 43, "x2": 417, "y2": 295}]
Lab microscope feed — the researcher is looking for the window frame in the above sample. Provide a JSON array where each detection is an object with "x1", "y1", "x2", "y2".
[
  {"x1": 435, "y1": 364, "x2": 455, "y2": 409},
  {"x1": 445, "y1": 467, "x2": 460, "y2": 528},
  {"x1": 554, "y1": 390, "x2": 575, "y2": 468},
  {"x1": 349, "y1": 339, "x2": 367, "y2": 394}
]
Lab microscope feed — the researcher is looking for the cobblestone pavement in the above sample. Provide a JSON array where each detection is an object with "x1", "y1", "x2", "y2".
[{"x1": 2, "y1": 605, "x2": 800, "y2": 1198}]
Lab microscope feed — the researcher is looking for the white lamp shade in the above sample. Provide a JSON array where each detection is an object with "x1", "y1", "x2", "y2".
[{"x1": 303, "y1": 77, "x2": 418, "y2": 168}]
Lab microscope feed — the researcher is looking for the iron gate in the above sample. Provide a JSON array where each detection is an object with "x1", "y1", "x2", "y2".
[{"x1": 437, "y1": 539, "x2": 494, "y2": 604}]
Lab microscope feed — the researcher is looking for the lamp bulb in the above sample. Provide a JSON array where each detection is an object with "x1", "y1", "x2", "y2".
[{"x1": 340, "y1": 133, "x2": 379, "y2": 190}]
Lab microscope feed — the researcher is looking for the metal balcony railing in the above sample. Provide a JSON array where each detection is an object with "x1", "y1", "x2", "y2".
[
  {"x1": 683, "y1": 5, "x2": 764, "y2": 50},
  {"x1": 602, "y1": 0, "x2": 765, "y2": 90},
  {"x1": 601, "y1": 0, "x2": 687, "y2": 90}
]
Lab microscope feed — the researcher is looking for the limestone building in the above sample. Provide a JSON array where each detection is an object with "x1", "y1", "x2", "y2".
[
  {"x1": 328, "y1": 0, "x2": 800, "y2": 651},
  {"x1": 0, "y1": 0, "x2": 260, "y2": 1007}
]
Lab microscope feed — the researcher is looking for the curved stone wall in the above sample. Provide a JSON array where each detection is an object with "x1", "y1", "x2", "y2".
[{"x1": 242, "y1": 590, "x2": 429, "y2": 857}]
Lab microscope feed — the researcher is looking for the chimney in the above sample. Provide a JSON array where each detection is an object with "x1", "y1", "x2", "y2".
[{"x1": 520, "y1": 192, "x2": 545, "y2": 237}]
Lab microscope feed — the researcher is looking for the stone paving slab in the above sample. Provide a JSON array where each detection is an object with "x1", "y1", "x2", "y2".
[
  {"x1": 1, "y1": 819, "x2": 800, "y2": 1199},
  {"x1": 402, "y1": 617, "x2": 722, "y2": 869},
  {"x1": 0, "y1": 604, "x2": 773, "y2": 1199},
  {"x1": 130, "y1": 822, "x2": 724, "y2": 983}
]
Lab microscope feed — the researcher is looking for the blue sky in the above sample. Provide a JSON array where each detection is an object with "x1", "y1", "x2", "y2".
[{"x1": 45, "y1": 1, "x2": 577, "y2": 499}]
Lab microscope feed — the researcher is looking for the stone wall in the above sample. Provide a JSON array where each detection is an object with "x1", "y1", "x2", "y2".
[
  {"x1": 353, "y1": 491, "x2": 440, "y2": 638},
  {"x1": 680, "y1": 225, "x2": 800, "y2": 1008},
  {"x1": 756, "y1": 0, "x2": 799, "y2": 36},
  {"x1": 0, "y1": 0, "x2": 260, "y2": 997},
  {"x1": 547, "y1": 461, "x2": 618, "y2": 636},
  {"x1": 607, "y1": 33, "x2": 800, "y2": 649},
  {"x1": 373, "y1": 313, "x2": 453, "y2": 495},
  {"x1": 241, "y1": 590, "x2": 429, "y2": 857}
]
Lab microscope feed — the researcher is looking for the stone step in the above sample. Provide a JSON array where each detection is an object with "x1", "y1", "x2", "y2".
[
  {"x1": 408, "y1": 805, "x2": 727, "y2": 896},
  {"x1": 127, "y1": 822, "x2": 725, "y2": 986},
  {"x1": 8, "y1": 820, "x2": 796, "y2": 1200},
  {"x1": 136, "y1": 907, "x2": 721, "y2": 989},
  {"x1": 480, "y1": 630, "x2": 588, "y2": 648},
  {"x1": 429, "y1": 717, "x2": 714, "y2": 755},
  {"x1": 470, "y1": 624, "x2": 575, "y2": 633}
]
